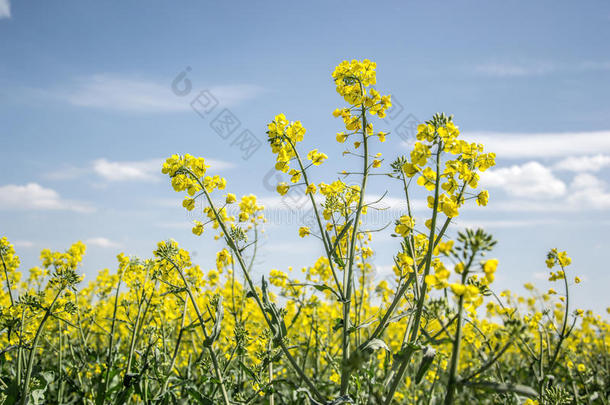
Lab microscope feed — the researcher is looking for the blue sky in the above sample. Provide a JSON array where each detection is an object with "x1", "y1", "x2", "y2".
[{"x1": 1, "y1": 1, "x2": 609, "y2": 314}]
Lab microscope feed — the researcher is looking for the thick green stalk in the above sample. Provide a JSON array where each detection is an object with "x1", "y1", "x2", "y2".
[
  {"x1": 407, "y1": 142, "x2": 442, "y2": 344},
  {"x1": 20, "y1": 289, "x2": 62, "y2": 405},
  {"x1": 125, "y1": 282, "x2": 148, "y2": 375},
  {"x1": 383, "y1": 142, "x2": 442, "y2": 404},
  {"x1": 58, "y1": 319, "x2": 64, "y2": 404},
  {"x1": 546, "y1": 266, "x2": 570, "y2": 374},
  {"x1": 99, "y1": 273, "x2": 123, "y2": 403},
  {"x1": 268, "y1": 339, "x2": 274, "y2": 405},
  {"x1": 17, "y1": 307, "x2": 25, "y2": 386},
  {"x1": 443, "y1": 263, "x2": 471, "y2": 405},
  {"x1": 340, "y1": 87, "x2": 369, "y2": 396},
  {"x1": 0, "y1": 253, "x2": 15, "y2": 306},
  {"x1": 368, "y1": 214, "x2": 454, "y2": 345}
]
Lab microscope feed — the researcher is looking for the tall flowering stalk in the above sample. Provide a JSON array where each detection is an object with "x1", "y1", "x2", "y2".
[
  {"x1": 157, "y1": 60, "x2": 589, "y2": 404},
  {"x1": 0, "y1": 60, "x2": 605, "y2": 405}
]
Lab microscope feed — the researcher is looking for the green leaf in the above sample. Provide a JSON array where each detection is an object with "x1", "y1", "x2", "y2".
[
  {"x1": 393, "y1": 342, "x2": 420, "y2": 361},
  {"x1": 346, "y1": 320, "x2": 375, "y2": 334},
  {"x1": 327, "y1": 396, "x2": 355, "y2": 405},
  {"x1": 237, "y1": 360, "x2": 259, "y2": 383},
  {"x1": 296, "y1": 388, "x2": 354, "y2": 405},
  {"x1": 2, "y1": 380, "x2": 20, "y2": 405},
  {"x1": 30, "y1": 389, "x2": 46, "y2": 405},
  {"x1": 38, "y1": 371, "x2": 54, "y2": 386},
  {"x1": 387, "y1": 311, "x2": 411, "y2": 323},
  {"x1": 415, "y1": 346, "x2": 436, "y2": 384},
  {"x1": 324, "y1": 230, "x2": 333, "y2": 251},
  {"x1": 325, "y1": 220, "x2": 352, "y2": 269},
  {"x1": 332, "y1": 255, "x2": 346, "y2": 269},
  {"x1": 291, "y1": 283, "x2": 342, "y2": 301},
  {"x1": 360, "y1": 338, "x2": 390, "y2": 355},
  {"x1": 186, "y1": 388, "x2": 214, "y2": 405},
  {"x1": 203, "y1": 296, "x2": 223, "y2": 347},
  {"x1": 225, "y1": 236, "x2": 237, "y2": 252},
  {"x1": 347, "y1": 338, "x2": 390, "y2": 371},
  {"x1": 331, "y1": 219, "x2": 353, "y2": 256},
  {"x1": 461, "y1": 380, "x2": 538, "y2": 398},
  {"x1": 261, "y1": 276, "x2": 287, "y2": 344}
]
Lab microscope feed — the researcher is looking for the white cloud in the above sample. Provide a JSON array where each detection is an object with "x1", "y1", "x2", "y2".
[
  {"x1": 401, "y1": 129, "x2": 610, "y2": 212},
  {"x1": 258, "y1": 194, "x2": 424, "y2": 212},
  {"x1": 46, "y1": 157, "x2": 234, "y2": 183},
  {"x1": 483, "y1": 200, "x2": 565, "y2": 212},
  {"x1": 93, "y1": 158, "x2": 161, "y2": 182},
  {"x1": 475, "y1": 61, "x2": 556, "y2": 77},
  {"x1": 0, "y1": 183, "x2": 93, "y2": 212},
  {"x1": 208, "y1": 85, "x2": 265, "y2": 107},
  {"x1": 553, "y1": 154, "x2": 610, "y2": 172},
  {"x1": 13, "y1": 240, "x2": 34, "y2": 248},
  {"x1": 49, "y1": 74, "x2": 263, "y2": 113},
  {"x1": 0, "y1": 0, "x2": 10, "y2": 19},
  {"x1": 85, "y1": 237, "x2": 121, "y2": 248},
  {"x1": 155, "y1": 221, "x2": 193, "y2": 229},
  {"x1": 566, "y1": 173, "x2": 610, "y2": 210},
  {"x1": 455, "y1": 219, "x2": 559, "y2": 229},
  {"x1": 578, "y1": 61, "x2": 610, "y2": 71},
  {"x1": 44, "y1": 165, "x2": 91, "y2": 181},
  {"x1": 533, "y1": 272, "x2": 548, "y2": 280},
  {"x1": 372, "y1": 264, "x2": 395, "y2": 278},
  {"x1": 481, "y1": 161, "x2": 567, "y2": 199},
  {"x1": 474, "y1": 59, "x2": 610, "y2": 77},
  {"x1": 257, "y1": 195, "x2": 311, "y2": 209},
  {"x1": 570, "y1": 173, "x2": 604, "y2": 190},
  {"x1": 153, "y1": 198, "x2": 183, "y2": 208},
  {"x1": 483, "y1": 171, "x2": 610, "y2": 212},
  {"x1": 365, "y1": 195, "x2": 408, "y2": 210},
  {"x1": 467, "y1": 130, "x2": 610, "y2": 158}
]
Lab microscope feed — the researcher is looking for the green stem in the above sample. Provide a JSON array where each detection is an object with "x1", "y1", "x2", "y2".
[
  {"x1": 20, "y1": 289, "x2": 63, "y2": 405},
  {"x1": 192, "y1": 175, "x2": 325, "y2": 402},
  {"x1": 443, "y1": 265, "x2": 471, "y2": 405},
  {"x1": 0, "y1": 252, "x2": 15, "y2": 306},
  {"x1": 99, "y1": 273, "x2": 123, "y2": 404},
  {"x1": 546, "y1": 266, "x2": 570, "y2": 374},
  {"x1": 268, "y1": 339, "x2": 274, "y2": 405},
  {"x1": 460, "y1": 333, "x2": 516, "y2": 383},
  {"x1": 125, "y1": 280, "x2": 148, "y2": 375},
  {"x1": 167, "y1": 258, "x2": 231, "y2": 405},
  {"x1": 17, "y1": 307, "x2": 25, "y2": 386},
  {"x1": 407, "y1": 143, "x2": 442, "y2": 343},
  {"x1": 383, "y1": 142, "x2": 443, "y2": 404},
  {"x1": 58, "y1": 319, "x2": 64, "y2": 404},
  {"x1": 158, "y1": 298, "x2": 188, "y2": 397},
  {"x1": 285, "y1": 137, "x2": 344, "y2": 298},
  {"x1": 340, "y1": 88, "x2": 370, "y2": 396}
]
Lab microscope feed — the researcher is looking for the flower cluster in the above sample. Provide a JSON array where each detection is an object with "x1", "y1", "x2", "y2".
[
  {"x1": 266, "y1": 114, "x2": 306, "y2": 174},
  {"x1": 265, "y1": 114, "x2": 329, "y2": 199},
  {"x1": 332, "y1": 59, "x2": 391, "y2": 146},
  {"x1": 162, "y1": 155, "x2": 265, "y2": 241},
  {"x1": 401, "y1": 114, "x2": 496, "y2": 220}
]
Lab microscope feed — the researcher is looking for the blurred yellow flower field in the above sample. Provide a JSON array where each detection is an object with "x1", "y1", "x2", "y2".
[{"x1": 1, "y1": 60, "x2": 608, "y2": 405}]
